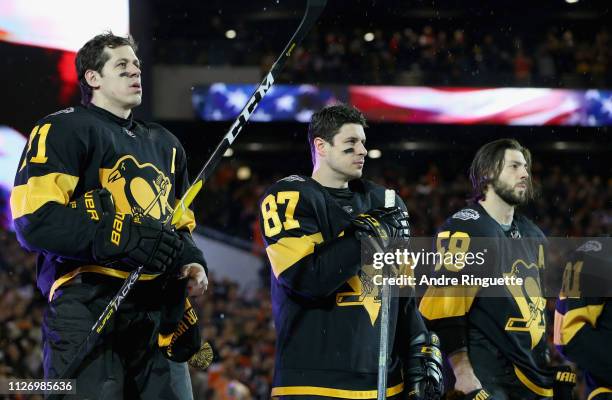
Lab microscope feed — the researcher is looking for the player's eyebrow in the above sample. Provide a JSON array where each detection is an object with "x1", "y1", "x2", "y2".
[
  {"x1": 115, "y1": 58, "x2": 141, "y2": 67},
  {"x1": 343, "y1": 136, "x2": 365, "y2": 144}
]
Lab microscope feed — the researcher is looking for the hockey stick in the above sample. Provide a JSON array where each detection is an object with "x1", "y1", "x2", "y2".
[
  {"x1": 377, "y1": 190, "x2": 395, "y2": 400},
  {"x1": 49, "y1": 0, "x2": 327, "y2": 394}
]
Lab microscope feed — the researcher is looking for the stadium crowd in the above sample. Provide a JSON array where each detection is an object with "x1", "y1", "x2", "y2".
[
  {"x1": 158, "y1": 22, "x2": 611, "y2": 87},
  {"x1": 0, "y1": 161, "x2": 609, "y2": 399},
  {"x1": 198, "y1": 160, "x2": 611, "y2": 244}
]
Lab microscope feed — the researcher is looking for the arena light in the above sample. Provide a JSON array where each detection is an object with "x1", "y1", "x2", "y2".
[
  {"x1": 565, "y1": 0, "x2": 579, "y2": 3},
  {"x1": 0, "y1": 0, "x2": 129, "y2": 52},
  {"x1": 364, "y1": 32, "x2": 375, "y2": 42},
  {"x1": 368, "y1": 149, "x2": 382, "y2": 159},
  {"x1": 553, "y1": 142, "x2": 570, "y2": 150},
  {"x1": 245, "y1": 143, "x2": 264, "y2": 151},
  {"x1": 0, "y1": 126, "x2": 27, "y2": 191},
  {"x1": 225, "y1": 29, "x2": 237, "y2": 39},
  {"x1": 223, "y1": 148, "x2": 234, "y2": 157},
  {"x1": 237, "y1": 166, "x2": 251, "y2": 180}
]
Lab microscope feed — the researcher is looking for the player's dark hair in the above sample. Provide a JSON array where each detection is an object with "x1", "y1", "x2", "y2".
[
  {"x1": 307, "y1": 104, "x2": 368, "y2": 164},
  {"x1": 469, "y1": 138, "x2": 534, "y2": 202},
  {"x1": 75, "y1": 32, "x2": 138, "y2": 105}
]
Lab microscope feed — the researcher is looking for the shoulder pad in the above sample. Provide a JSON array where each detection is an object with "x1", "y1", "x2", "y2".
[
  {"x1": 576, "y1": 240, "x2": 603, "y2": 253},
  {"x1": 45, "y1": 107, "x2": 76, "y2": 118},
  {"x1": 277, "y1": 175, "x2": 307, "y2": 183},
  {"x1": 441, "y1": 207, "x2": 495, "y2": 236},
  {"x1": 39, "y1": 106, "x2": 90, "y2": 127},
  {"x1": 451, "y1": 208, "x2": 481, "y2": 221},
  {"x1": 266, "y1": 175, "x2": 319, "y2": 196}
]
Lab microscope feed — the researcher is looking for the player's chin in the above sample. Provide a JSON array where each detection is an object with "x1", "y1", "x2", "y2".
[
  {"x1": 347, "y1": 168, "x2": 363, "y2": 179},
  {"x1": 125, "y1": 95, "x2": 142, "y2": 107},
  {"x1": 514, "y1": 193, "x2": 528, "y2": 204}
]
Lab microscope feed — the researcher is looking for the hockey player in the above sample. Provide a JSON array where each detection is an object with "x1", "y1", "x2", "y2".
[
  {"x1": 555, "y1": 240, "x2": 612, "y2": 399},
  {"x1": 419, "y1": 139, "x2": 554, "y2": 399},
  {"x1": 10, "y1": 33, "x2": 206, "y2": 399},
  {"x1": 259, "y1": 104, "x2": 443, "y2": 399}
]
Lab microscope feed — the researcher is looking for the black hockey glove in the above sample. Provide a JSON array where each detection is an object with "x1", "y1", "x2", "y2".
[
  {"x1": 552, "y1": 365, "x2": 576, "y2": 400},
  {"x1": 69, "y1": 188, "x2": 112, "y2": 222},
  {"x1": 83, "y1": 192, "x2": 183, "y2": 273},
  {"x1": 350, "y1": 207, "x2": 410, "y2": 249},
  {"x1": 404, "y1": 332, "x2": 444, "y2": 400},
  {"x1": 159, "y1": 291, "x2": 202, "y2": 363}
]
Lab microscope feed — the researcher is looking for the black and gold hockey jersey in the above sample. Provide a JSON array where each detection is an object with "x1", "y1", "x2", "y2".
[
  {"x1": 419, "y1": 202, "x2": 553, "y2": 396},
  {"x1": 10, "y1": 104, "x2": 198, "y2": 301},
  {"x1": 259, "y1": 175, "x2": 426, "y2": 399},
  {"x1": 555, "y1": 240, "x2": 612, "y2": 399}
]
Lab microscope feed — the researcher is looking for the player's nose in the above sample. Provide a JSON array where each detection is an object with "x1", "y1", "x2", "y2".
[{"x1": 356, "y1": 141, "x2": 367, "y2": 156}]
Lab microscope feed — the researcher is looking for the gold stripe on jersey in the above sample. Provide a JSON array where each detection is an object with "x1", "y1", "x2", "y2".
[
  {"x1": 10, "y1": 172, "x2": 79, "y2": 219},
  {"x1": 171, "y1": 147, "x2": 176, "y2": 174},
  {"x1": 173, "y1": 198, "x2": 196, "y2": 232},
  {"x1": 419, "y1": 286, "x2": 480, "y2": 320},
  {"x1": 554, "y1": 304, "x2": 604, "y2": 345},
  {"x1": 588, "y1": 387, "x2": 612, "y2": 400},
  {"x1": 158, "y1": 333, "x2": 173, "y2": 347},
  {"x1": 266, "y1": 232, "x2": 324, "y2": 278},
  {"x1": 48, "y1": 265, "x2": 161, "y2": 301},
  {"x1": 271, "y1": 382, "x2": 404, "y2": 398},
  {"x1": 513, "y1": 365, "x2": 553, "y2": 397}
]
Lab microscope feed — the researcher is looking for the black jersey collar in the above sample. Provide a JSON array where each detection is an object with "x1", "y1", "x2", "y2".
[
  {"x1": 87, "y1": 103, "x2": 134, "y2": 128},
  {"x1": 305, "y1": 176, "x2": 367, "y2": 194}
]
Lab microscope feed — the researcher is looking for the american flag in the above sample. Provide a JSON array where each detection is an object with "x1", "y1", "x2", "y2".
[
  {"x1": 350, "y1": 86, "x2": 612, "y2": 126},
  {"x1": 193, "y1": 83, "x2": 346, "y2": 123}
]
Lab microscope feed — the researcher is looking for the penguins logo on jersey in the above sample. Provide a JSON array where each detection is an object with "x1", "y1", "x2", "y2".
[
  {"x1": 336, "y1": 265, "x2": 382, "y2": 325},
  {"x1": 504, "y1": 259, "x2": 546, "y2": 348},
  {"x1": 101, "y1": 155, "x2": 173, "y2": 222}
]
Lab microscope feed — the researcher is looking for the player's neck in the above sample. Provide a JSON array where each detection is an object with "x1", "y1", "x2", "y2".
[
  {"x1": 311, "y1": 164, "x2": 349, "y2": 189},
  {"x1": 90, "y1": 98, "x2": 132, "y2": 120},
  {"x1": 479, "y1": 191, "x2": 514, "y2": 226}
]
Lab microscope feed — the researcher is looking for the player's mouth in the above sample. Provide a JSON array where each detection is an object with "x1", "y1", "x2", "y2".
[
  {"x1": 515, "y1": 183, "x2": 526, "y2": 189},
  {"x1": 130, "y1": 82, "x2": 142, "y2": 92},
  {"x1": 353, "y1": 160, "x2": 365, "y2": 167}
]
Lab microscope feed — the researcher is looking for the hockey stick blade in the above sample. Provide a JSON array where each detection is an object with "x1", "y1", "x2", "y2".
[{"x1": 50, "y1": 1, "x2": 327, "y2": 397}]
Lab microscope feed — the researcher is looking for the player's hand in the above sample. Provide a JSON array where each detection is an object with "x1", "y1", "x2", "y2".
[
  {"x1": 453, "y1": 364, "x2": 482, "y2": 394},
  {"x1": 181, "y1": 263, "x2": 208, "y2": 295},
  {"x1": 404, "y1": 332, "x2": 444, "y2": 400},
  {"x1": 350, "y1": 206, "x2": 410, "y2": 249},
  {"x1": 93, "y1": 212, "x2": 183, "y2": 273}
]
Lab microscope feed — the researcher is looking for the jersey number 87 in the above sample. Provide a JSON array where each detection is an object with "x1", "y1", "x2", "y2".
[{"x1": 261, "y1": 191, "x2": 301, "y2": 237}]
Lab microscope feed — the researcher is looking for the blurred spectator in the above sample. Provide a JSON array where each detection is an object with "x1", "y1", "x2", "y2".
[{"x1": 154, "y1": 22, "x2": 612, "y2": 88}]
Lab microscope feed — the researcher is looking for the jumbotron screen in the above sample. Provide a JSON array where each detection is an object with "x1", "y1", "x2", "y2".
[
  {"x1": 0, "y1": 0, "x2": 129, "y2": 224},
  {"x1": 193, "y1": 83, "x2": 612, "y2": 126}
]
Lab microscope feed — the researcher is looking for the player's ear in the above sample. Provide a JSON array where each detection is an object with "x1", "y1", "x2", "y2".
[
  {"x1": 84, "y1": 69, "x2": 101, "y2": 89},
  {"x1": 313, "y1": 137, "x2": 328, "y2": 158}
]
